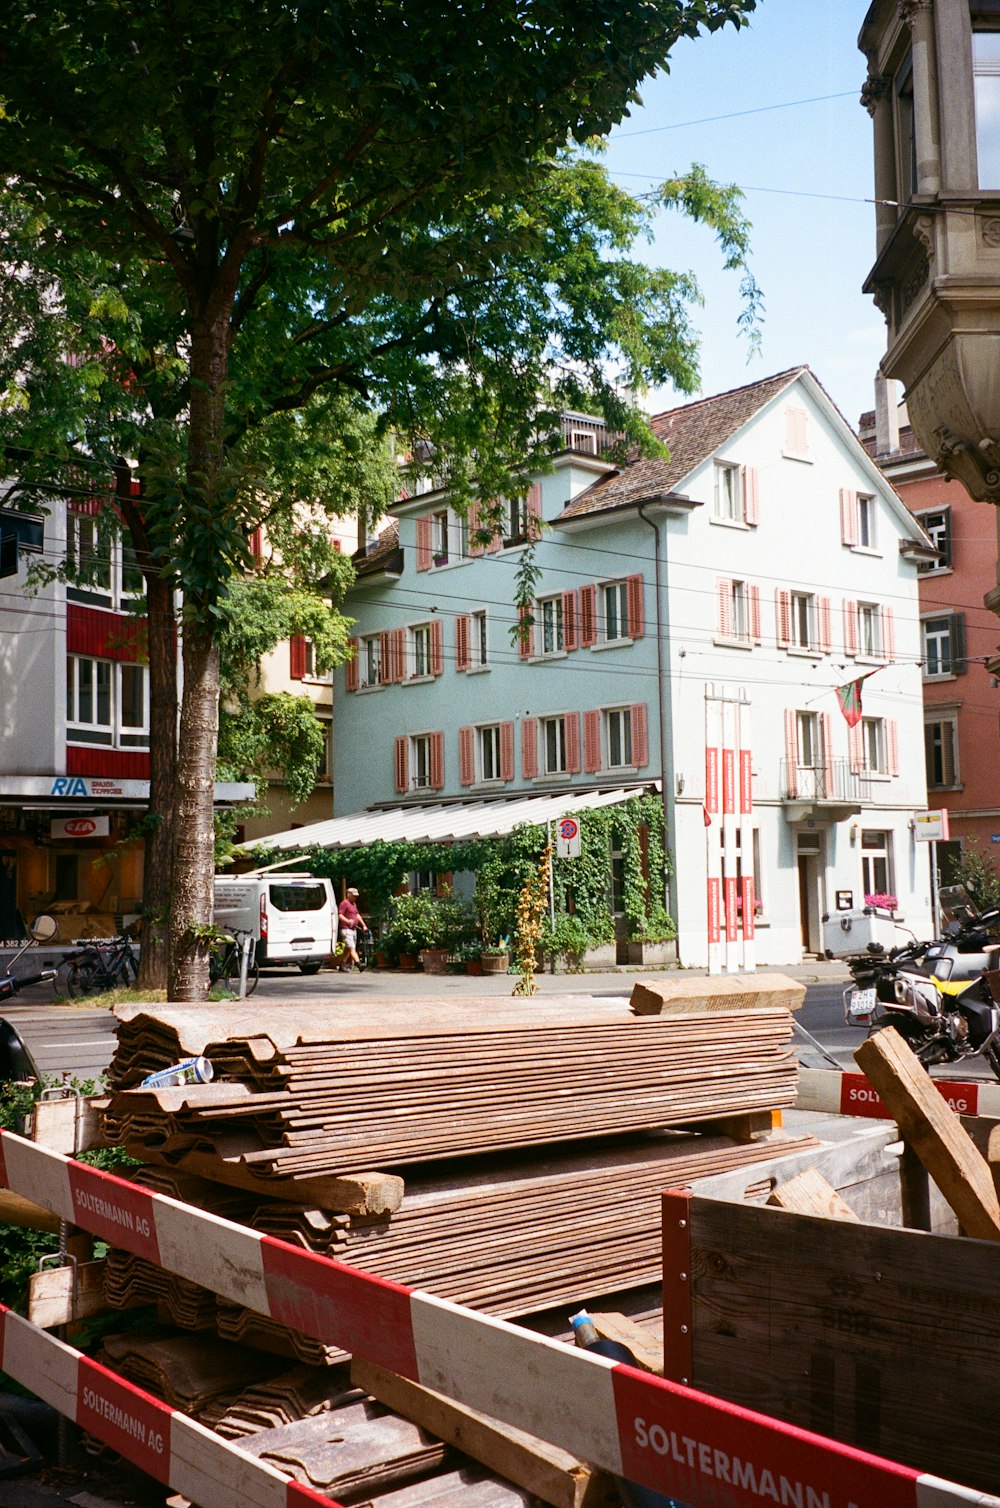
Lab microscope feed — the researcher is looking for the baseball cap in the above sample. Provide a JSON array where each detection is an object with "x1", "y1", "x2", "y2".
[{"x1": 347, "y1": 887, "x2": 359, "y2": 896}]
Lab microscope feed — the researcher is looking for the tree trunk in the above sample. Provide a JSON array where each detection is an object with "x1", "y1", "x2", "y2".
[{"x1": 137, "y1": 570, "x2": 177, "y2": 990}]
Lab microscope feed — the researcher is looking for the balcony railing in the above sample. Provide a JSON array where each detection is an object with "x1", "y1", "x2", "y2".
[{"x1": 779, "y1": 757, "x2": 873, "y2": 804}]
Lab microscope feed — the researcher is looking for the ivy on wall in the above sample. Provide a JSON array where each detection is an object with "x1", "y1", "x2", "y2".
[{"x1": 247, "y1": 793, "x2": 673, "y2": 950}]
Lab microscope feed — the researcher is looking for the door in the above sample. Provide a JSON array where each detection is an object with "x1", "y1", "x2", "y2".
[
  {"x1": 796, "y1": 833, "x2": 824, "y2": 954},
  {"x1": 0, "y1": 851, "x2": 21, "y2": 940}
]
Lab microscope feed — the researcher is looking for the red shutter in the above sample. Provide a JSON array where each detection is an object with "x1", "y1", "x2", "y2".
[
  {"x1": 840, "y1": 488, "x2": 858, "y2": 546},
  {"x1": 468, "y1": 501, "x2": 484, "y2": 558},
  {"x1": 521, "y1": 717, "x2": 538, "y2": 779},
  {"x1": 749, "y1": 584, "x2": 762, "y2": 644},
  {"x1": 249, "y1": 527, "x2": 264, "y2": 563},
  {"x1": 583, "y1": 710, "x2": 602, "y2": 774},
  {"x1": 882, "y1": 605, "x2": 896, "y2": 662},
  {"x1": 784, "y1": 710, "x2": 798, "y2": 798},
  {"x1": 394, "y1": 735, "x2": 409, "y2": 794},
  {"x1": 717, "y1": 579, "x2": 734, "y2": 638},
  {"x1": 580, "y1": 584, "x2": 597, "y2": 647},
  {"x1": 526, "y1": 482, "x2": 543, "y2": 541},
  {"x1": 565, "y1": 712, "x2": 581, "y2": 774},
  {"x1": 742, "y1": 466, "x2": 759, "y2": 525},
  {"x1": 416, "y1": 515, "x2": 433, "y2": 571},
  {"x1": 517, "y1": 604, "x2": 533, "y2": 660},
  {"x1": 818, "y1": 596, "x2": 832, "y2": 654},
  {"x1": 430, "y1": 617, "x2": 444, "y2": 676},
  {"x1": 843, "y1": 599, "x2": 858, "y2": 657},
  {"x1": 822, "y1": 712, "x2": 834, "y2": 793},
  {"x1": 379, "y1": 629, "x2": 391, "y2": 684},
  {"x1": 486, "y1": 501, "x2": 501, "y2": 554},
  {"x1": 626, "y1": 574, "x2": 645, "y2": 639},
  {"x1": 430, "y1": 731, "x2": 445, "y2": 790},
  {"x1": 775, "y1": 589, "x2": 791, "y2": 648},
  {"x1": 289, "y1": 635, "x2": 307, "y2": 680},
  {"x1": 459, "y1": 726, "x2": 475, "y2": 786},
  {"x1": 631, "y1": 703, "x2": 649, "y2": 769},
  {"x1": 562, "y1": 590, "x2": 578, "y2": 652},
  {"x1": 455, "y1": 615, "x2": 470, "y2": 672},
  {"x1": 888, "y1": 719, "x2": 899, "y2": 776},
  {"x1": 345, "y1": 638, "x2": 359, "y2": 692},
  {"x1": 848, "y1": 720, "x2": 863, "y2": 774},
  {"x1": 500, "y1": 721, "x2": 515, "y2": 782},
  {"x1": 393, "y1": 627, "x2": 406, "y2": 682}
]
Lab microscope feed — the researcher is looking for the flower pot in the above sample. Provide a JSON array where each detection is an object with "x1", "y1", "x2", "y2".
[
  {"x1": 374, "y1": 951, "x2": 392, "y2": 969},
  {"x1": 481, "y1": 951, "x2": 509, "y2": 975},
  {"x1": 419, "y1": 947, "x2": 450, "y2": 975},
  {"x1": 465, "y1": 959, "x2": 484, "y2": 976},
  {"x1": 397, "y1": 951, "x2": 418, "y2": 971}
]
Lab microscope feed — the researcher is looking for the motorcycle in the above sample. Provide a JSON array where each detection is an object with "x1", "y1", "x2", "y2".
[
  {"x1": 0, "y1": 915, "x2": 60, "y2": 1080},
  {"x1": 843, "y1": 886, "x2": 1000, "y2": 1081}
]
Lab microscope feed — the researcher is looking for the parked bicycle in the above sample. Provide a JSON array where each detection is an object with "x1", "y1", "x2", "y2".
[
  {"x1": 209, "y1": 930, "x2": 259, "y2": 996},
  {"x1": 60, "y1": 934, "x2": 139, "y2": 998}
]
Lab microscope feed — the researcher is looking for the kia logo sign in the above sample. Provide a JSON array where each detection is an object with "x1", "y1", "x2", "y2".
[{"x1": 64, "y1": 819, "x2": 97, "y2": 837}]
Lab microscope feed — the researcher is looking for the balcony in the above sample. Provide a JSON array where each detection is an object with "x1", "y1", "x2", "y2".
[{"x1": 779, "y1": 758, "x2": 872, "y2": 821}]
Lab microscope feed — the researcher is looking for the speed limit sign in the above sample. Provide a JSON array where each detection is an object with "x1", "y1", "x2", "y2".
[{"x1": 556, "y1": 816, "x2": 581, "y2": 858}]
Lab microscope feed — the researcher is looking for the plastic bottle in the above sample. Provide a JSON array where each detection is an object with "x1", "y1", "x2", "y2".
[
  {"x1": 570, "y1": 1311, "x2": 685, "y2": 1508},
  {"x1": 140, "y1": 1056, "x2": 214, "y2": 1088}
]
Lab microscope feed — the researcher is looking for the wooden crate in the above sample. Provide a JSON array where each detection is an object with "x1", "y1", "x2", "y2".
[{"x1": 662, "y1": 1120, "x2": 1000, "y2": 1494}]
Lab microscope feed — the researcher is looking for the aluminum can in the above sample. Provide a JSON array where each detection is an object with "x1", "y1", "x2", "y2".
[{"x1": 140, "y1": 1056, "x2": 214, "y2": 1089}]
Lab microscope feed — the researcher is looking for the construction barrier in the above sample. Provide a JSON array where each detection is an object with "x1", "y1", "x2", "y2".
[
  {"x1": 0, "y1": 1129, "x2": 995, "y2": 1508},
  {"x1": 796, "y1": 1064, "x2": 1000, "y2": 1120}
]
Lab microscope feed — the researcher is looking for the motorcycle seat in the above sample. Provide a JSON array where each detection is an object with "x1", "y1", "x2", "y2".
[{"x1": 938, "y1": 948, "x2": 1000, "y2": 982}]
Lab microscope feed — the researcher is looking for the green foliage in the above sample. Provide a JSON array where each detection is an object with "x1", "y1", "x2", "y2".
[
  {"x1": 540, "y1": 913, "x2": 592, "y2": 972},
  {"x1": 950, "y1": 838, "x2": 1000, "y2": 915},
  {"x1": 384, "y1": 889, "x2": 475, "y2": 953}
]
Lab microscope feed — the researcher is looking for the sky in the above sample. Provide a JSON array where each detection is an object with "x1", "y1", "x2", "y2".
[{"x1": 603, "y1": 0, "x2": 882, "y2": 431}]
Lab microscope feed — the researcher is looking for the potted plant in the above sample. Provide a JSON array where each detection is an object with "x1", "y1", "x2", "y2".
[
  {"x1": 457, "y1": 941, "x2": 483, "y2": 976},
  {"x1": 385, "y1": 889, "x2": 473, "y2": 974},
  {"x1": 480, "y1": 935, "x2": 510, "y2": 974},
  {"x1": 432, "y1": 549, "x2": 448, "y2": 567}
]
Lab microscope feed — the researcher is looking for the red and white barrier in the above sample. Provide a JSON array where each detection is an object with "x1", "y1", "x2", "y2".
[
  {"x1": 1, "y1": 1130, "x2": 997, "y2": 1508},
  {"x1": 797, "y1": 1065, "x2": 1000, "y2": 1120}
]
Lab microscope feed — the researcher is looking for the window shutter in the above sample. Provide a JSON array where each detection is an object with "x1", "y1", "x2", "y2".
[
  {"x1": 888, "y1": 720, "x2": 899, "y2": 776},
  {"x1": 430, "y1": 617, "x2": 444, "y2": 676},
  {"x1": 843, "y1": 599, "x2": 858, "y2": 657},
  {"x1": 458, "y1": 726, "x2": 475, "y2": 786},
  {"x1": 848, "y1": 721, "x2": 863, "y2": 774},
  {"x1": 749, "y1": 584, "x2": 762, "y2": 644},
  {"x1": 345, "y1": 638, "x2": 359, "y2": 692},
  {"x1": 785, "y1": 406, "x2": 809, "y2": 454},
  {"x1": 784, "y1": 710, "x2": 798, "y2": 798},
  {"x1": 563, "y1": 590, "x2": 579, "y2": 652},
  {"x1": 486, "y1": 501, "x2": 501, "y2": 554},
  {"x1": 631, "y1": 703, "x2": 649, "y2": 769},
  {"x1": 583, "y1": 710, "x2": 602, "y2": 773},
  {"x1": 881, "y1": 605, "x2": 895, "y2": 662},
  {"x1": 500, "y1": 721, "x2": 515, "y2": 782},
  {"x1": 289, "y1": 635, "x2": 307, "y2": 680},
  {"x1": 517, "y1": 605, "x2": 533, "y2": 660},
  {"x1": 840, "y1": 488, "x2": 858, "y2": 547},
  {"x1": 717, "y1": 579, "x2": 734, "y2": 638},
  {"x1": 521, "y1": 717, "x2": 538, "y2": 779},
  {"x1": 416, "y1": 515, "x2": 433, "y2": 571},
  {"x1": 394, "y1": 735, "x2": 409, "y2": 794},
  {"x1": 455, "y1": 615, "x2": 470, "y2": 672},
  {"x1": 626, "y1": 574, "x2": 645, "y2": 639},
  {"x1": 818, "y1": 596, "x2": 832, "y2": 653},
  {"x1": 430, "y1": 731, "x2": 445, "y2": 790},
  {"x1": 822, "y1": 711, "x2": 834, "y2": 793},
  {"x1": 742, "y1": 466, "x2": 759, "y2": 525},
  {"x1": 378, "y1": 630, "x2": 391, "y2": 685},
  {"x1": 580, "y1": 584, "x2": 597, "y2": 647},
  {"x1": 249, "y1": 527, "x2": 264, "y2": 563},
  {"x1": 940, "y1": 510, "x2": 953, "y2": 568},
  {"x1": 775, "y1": 589, "x2": 791, "y2": 648},
  {"x1": 565, "y1": 713, "x2": 581, "y2": 774},
  {"x1": 468, "y1": 501, "x2": 485, "y2": 558},
  {"x1": 952, "y1": 611, "x2": 967, "y2": 673},
  {"x1": 526, "y1": 482, "x2": 543, "y2": 541}
]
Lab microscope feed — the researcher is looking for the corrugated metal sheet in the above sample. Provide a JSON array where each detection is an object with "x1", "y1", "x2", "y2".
[{"x1": 253, "y1": 781, "x2": 659, "y2": 854}]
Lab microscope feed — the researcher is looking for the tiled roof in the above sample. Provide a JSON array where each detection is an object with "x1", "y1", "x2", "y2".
[
  {"x1": 554, "y1": 367, "x2": 806, "y2": 522},
  {"x1": 353, "y1": 522, "x2": 401, "y2": 577}
]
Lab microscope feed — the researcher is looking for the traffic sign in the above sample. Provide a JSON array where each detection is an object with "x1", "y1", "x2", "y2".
[{"x1": 556, "y1": 816, "x2": 581, "y2": 858}]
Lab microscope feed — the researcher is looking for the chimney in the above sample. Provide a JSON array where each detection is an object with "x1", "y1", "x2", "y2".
[{"x1": 874, "y1": 372, "x2": 900, "y2": 456}]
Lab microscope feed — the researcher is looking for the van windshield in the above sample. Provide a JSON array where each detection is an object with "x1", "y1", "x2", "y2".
[{"x1": 268, "y1": 884, "x2": 327, "y2": 912}]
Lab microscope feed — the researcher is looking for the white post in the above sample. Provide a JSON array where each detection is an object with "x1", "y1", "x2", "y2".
[
  {"x1": 930, "y1": 838, "x2": 940, "y2": 937},
  {"x1": 238, "y1": 933, "x2": 252, "y2": 999}
]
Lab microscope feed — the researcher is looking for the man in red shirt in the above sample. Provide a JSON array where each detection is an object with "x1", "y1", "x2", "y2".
[{"x1": 337, "y1": 887, "x2": 369, "y2": 970}]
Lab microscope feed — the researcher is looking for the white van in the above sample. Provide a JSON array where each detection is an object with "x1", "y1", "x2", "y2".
[{"x1": 213, "y1": 873, "x2": 337, "y2": 973}]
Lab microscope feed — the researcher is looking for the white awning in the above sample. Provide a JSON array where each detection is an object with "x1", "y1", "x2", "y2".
[{"x1": 251, "y1": 782, "x2": 659, "y2": 854}]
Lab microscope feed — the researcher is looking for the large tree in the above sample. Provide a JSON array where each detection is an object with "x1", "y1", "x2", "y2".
[{"x1": 0, "y1": 0, "x2": 759, "y2": 998}]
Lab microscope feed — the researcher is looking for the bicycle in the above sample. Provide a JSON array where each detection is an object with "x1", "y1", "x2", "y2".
[
  {"x1": 60, "y1": 935, "x2": 138, "y2": 998},
  {"x1": 208, "y1": 931, "x2": 259, "y2": 996}
]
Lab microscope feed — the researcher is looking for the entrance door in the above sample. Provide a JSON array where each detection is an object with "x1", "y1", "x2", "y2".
[
  {"x1": 796, "y1": 833, "x2": 824, "y2": 955},
  {"x1": 0, "y1": 852, "x2": 20, "y2": 940}
]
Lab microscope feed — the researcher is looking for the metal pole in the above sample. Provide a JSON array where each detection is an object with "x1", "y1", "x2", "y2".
[
  {"x1": 930, "y1": 838, "x2": 940, "y2": 937},
  {"x1": 549, "y1": 822, "x2": 556, "y2": 928}
]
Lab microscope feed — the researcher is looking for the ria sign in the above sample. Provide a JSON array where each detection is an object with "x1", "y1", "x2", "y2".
[{"x1": 50, "y1": 816, "x2": 110, "y2": 840}]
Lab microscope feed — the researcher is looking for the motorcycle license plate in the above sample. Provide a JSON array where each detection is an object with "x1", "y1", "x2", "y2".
[{"x1": 847, "y1": 987, "x2": 877, "y2": 1025}]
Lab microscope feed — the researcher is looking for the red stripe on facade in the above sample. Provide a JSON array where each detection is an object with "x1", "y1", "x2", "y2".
[
  {"x1": 67, "y1": 747, "x2": 150, "y2": 779},
  {"x1": 66, "y1": 604, "x2": 145, "y2": 662}
]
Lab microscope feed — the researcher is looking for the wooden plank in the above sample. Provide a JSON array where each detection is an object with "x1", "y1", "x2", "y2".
[
  {"x1": 684, "y1": 1111, "x2": 778, "y2": 1143},
  {"x1": 584, "y1": 1313, "x2": 663, "y2": 1376},
  {"x1": 28, "y1": 1259, "x2": 108, "y2": 1329},
  {"x1": 0, "y1": 1186, "x2": 61, "y2": 1234},
  {"x1": 351, "y1": 1359, "x2": 616, "y2": 1508},
  {"x1": 630, "y1": 973, "x2": 804, "y2": 1015},
  {"x1": 766, "y1": 1167, "x2": 860, "y2": 1222},
  {"x1": 855, "y1": 1027, "x2": 1000, "y2": 1241}
]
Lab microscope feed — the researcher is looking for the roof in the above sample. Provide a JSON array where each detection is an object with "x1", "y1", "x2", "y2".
[
  {"x1": 353, "y1": 521, "x2": 401, "y2": 578},
  {"x1": 249, "y1": 782, "x2": 658, "y2": 854},
  {"x1": 554, "y1": 367, "x2": 807, "y2": 523}
]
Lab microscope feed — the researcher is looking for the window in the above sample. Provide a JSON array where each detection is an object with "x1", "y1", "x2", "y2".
[
  {"x1": 66, "y1": 656, "x2": 149, "y2": 746},
  {"x1": 790, "y1": 591, "x2": 815, "y2": 651},
  {"x1": 895, "y1": 57, "x2": 917, "y2": 201},
  {"x1": 858, "y1": 602, "x2": 881, "y2": 658},
  {"x1": 411, "y1": 734, "x2": 432, "y2": 789},
  {"x1": 316, "y1": 721, "x2": 332, "y2": 783},
  {"x1": 717, "y1": 578, "x2": 751, "y2": 642},
  {"x1": 410, "y1": 624, "x2": 431, "y2": 678},
  {"x1": 921, "y1": 613, "x2": 965, "y2": 677},
  {"x1": 470, "y1": 610, "x2": 488, "y2": 670},
  {"x1": 67, "y1": 513, "x2": 112, "y2": 598},
  {"x1": 432, "y1": 509, "x2": 449, "y2": 565},
  {"x1": 606, "y1": 708, "x2": 633, "y2": 769},
  {"x1": 120, "y1": 541, "x2": 144, "y2": 597},
  {"x1": 713, "y1": 462, "x2": 741, "y2": 522},
  {"x1": 915, "y1": 507, "x2": 952, "y2": 571},
  {"x1": 504, "y1": 496, "x2": 527, "y2": 545},
  {"x1": 796, "y1": 711, "x2": 821, "y2": 770},
  {"x1": 974, "y1": 29, "x2": 1000, "y2": 188},
  {"x1": 925, "y1": 715, "x2": 959, "y2": 788},
  {"x1": 539, "y1": 595, "x2": 564, "y2": 656},
  {"x1": 861, "y1": 830, "x2": 893, "y2": 901},
  {"x1": 603, "y1": 581, "x2": 629, "y2": 642},
  {"x1": 479, "y1": 724, "x2": 502, "y2": 782},
  {"x1": 857, "y1": 494, "x2": 876, "y2": 550},
  {"x1": 542, "y1": 716, "x2": 567, "y2": 775},
  {"x1": 362, "y1": 634, "x2": 382, "y2": 689},
  {"x1": 862, "y1": 717, "x2": 887, "y2": 774}
]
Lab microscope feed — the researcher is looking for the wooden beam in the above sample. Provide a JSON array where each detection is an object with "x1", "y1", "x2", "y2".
[
  {"x1": 855, "y1": 1027, "x2": 1000, "y2": 1242},
  {"x1": 585, "y1": 1313, "x2": 663, "y2": 1375},
  {"x1": 30, "y1": 1095, "x2": 107, "y2": 1155},
  {"x1": 28, "y1": 1259, "x2": 108, "y2": 1329},
  {"x1": 630, "y1": 973, "x2": 805, "y2": 1015},
  {"x1": 766, "y1": 1167, "x2": 860, "y2": 1222},
  {"x1": 351, "y1": 1358, "x2": 617, "y2": 1508}
]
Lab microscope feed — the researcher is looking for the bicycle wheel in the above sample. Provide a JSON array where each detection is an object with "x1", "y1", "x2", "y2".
[
  {"x1": 65, "y1": 960, "x2": 107, "y2": 998},
  {"x1": 221, "y1": 948, "x2": 259, "y2": 996}
]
